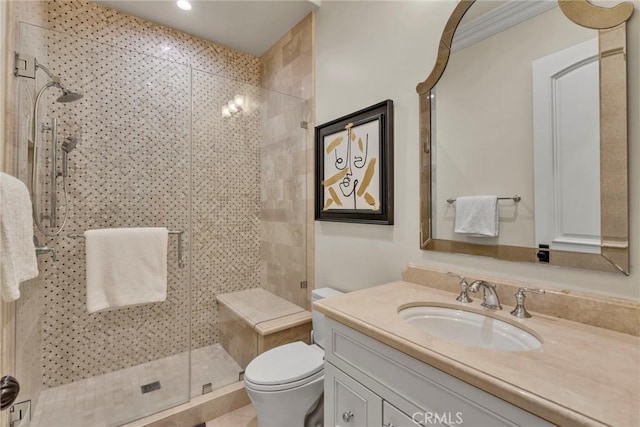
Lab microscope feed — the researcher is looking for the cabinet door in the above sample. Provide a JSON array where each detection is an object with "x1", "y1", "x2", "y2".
[{"x1": 324, "y1": 362, "x2": 382, "y2": 427}]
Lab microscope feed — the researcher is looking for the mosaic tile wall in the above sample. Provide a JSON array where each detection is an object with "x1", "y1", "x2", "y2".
[{"x1": 12, "y1": 0, "x2": 264, "y2": 389}]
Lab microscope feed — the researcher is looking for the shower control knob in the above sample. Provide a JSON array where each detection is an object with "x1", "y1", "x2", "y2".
[{"x1": 342, "y1": 411, "x2": 354, "y2": 422}]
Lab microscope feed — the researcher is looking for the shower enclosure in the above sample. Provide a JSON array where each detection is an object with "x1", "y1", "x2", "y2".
[{"x1": 12, "y1": 23, "x2": 308, "y2": 427}]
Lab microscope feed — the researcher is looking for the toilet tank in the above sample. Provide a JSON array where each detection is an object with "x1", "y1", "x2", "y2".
[{"x1": 311, "y1": 287, "x2": 344, "y2": 349}]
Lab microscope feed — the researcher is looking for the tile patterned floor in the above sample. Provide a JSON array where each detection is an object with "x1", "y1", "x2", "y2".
[
  {"x1": 29, "y1": 344, "x2": 242, "y2": 427},
  {"x1": 207, "y1": 404, "x2": 256, "y2": 427}
]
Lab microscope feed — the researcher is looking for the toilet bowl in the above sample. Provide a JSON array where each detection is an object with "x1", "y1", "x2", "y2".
[{"x1": 244, "y1": 288, "x2": 343, "y2": 427}]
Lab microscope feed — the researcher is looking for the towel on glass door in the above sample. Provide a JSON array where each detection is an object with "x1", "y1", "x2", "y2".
[
  {"x1": 85, "y1": 227, "x2": 168, "y2": 313},
  {"x1": 0, "y1": 172, "x2": 39, "y2": 302},
  {"x1": 454, "y1": 195, "x2": 499, "y2": 237}
]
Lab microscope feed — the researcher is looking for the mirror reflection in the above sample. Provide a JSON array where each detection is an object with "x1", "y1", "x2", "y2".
[
  {"x1": 419, "y1": 0, "x2": 632, "y2": 274},
  {"x1": 432, "y1": 2, "x2": 601, "y2": 254}
]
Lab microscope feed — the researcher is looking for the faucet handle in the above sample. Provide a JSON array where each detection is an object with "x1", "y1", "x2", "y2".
[
  {"x1": 447, "y1": 272, "x2": 472, "y2": 303},
  {"x1": 510, "y1": 287, "x2": 545, "y2": 318},
  {"x1": 520, "y1": 287, "x2": 545, "y2": 295},
  {"x1": 35, "y1": 246, "x2": 57, "y2": 262}
]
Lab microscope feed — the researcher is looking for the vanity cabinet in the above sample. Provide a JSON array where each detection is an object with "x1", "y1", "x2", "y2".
[
  {"x1": 325, "y1": 363, "x2": 425, "y2": 427},
  {"x1": 323, "y1": 318, "x2": 553, "y2": 427}
]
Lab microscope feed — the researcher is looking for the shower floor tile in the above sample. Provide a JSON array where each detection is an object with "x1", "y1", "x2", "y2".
[{"x1": 29, "y1": 344, "x2": 242, "y2": 427}]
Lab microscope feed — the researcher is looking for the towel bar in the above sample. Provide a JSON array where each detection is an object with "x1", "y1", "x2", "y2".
[
  {"x1": 447, "y1": 195, "x2": 521, "y2": 204},
  {"x1": 67, "y1": 229, "x2": 185, "y2": 269}
]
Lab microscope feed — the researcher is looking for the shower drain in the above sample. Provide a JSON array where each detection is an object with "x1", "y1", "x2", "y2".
[{"x1": 141, "y1": 381, "x2": 162, "y2": 394}]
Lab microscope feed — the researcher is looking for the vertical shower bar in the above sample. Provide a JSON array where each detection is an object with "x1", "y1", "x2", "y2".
[{"x1": 50, "y1": 117, "x2": 58, "y2": 227}]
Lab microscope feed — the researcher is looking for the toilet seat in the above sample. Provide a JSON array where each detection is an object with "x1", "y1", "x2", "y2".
[{"x1": 244, "y1": 342, "x2": 324, "y2": 392}]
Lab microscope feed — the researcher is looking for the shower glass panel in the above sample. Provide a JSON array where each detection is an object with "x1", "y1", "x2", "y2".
[
  {"x1": 258, "y1": 88, "x2": 309, "y2": 308},
  {"x1": 190, "y1": 70, "x2": 308, "y2": 394},
  {"x1": 15, "y1": 23, "x2": 191, "y2": 426}
]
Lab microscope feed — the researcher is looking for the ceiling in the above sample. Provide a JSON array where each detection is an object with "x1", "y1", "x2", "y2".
[{"x1": 94, "y1": 0, "x2": 319, "y2": 57}]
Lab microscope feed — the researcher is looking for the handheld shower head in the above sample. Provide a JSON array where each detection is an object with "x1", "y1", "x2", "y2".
[
  {"x1": 61, "y1": 136, "x2": 78, "y2": 153},
  {"x1": 61, "y1": 136, "x2": 78, "y2": 179}
]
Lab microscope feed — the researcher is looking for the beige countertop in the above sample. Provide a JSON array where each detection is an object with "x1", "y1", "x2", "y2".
[{"x1": 314, "y1": 281, "x2": 640, "y2": 427}]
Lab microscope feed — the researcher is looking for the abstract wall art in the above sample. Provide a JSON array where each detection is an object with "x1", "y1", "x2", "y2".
[{"x1": 315, "y1": 100, "x2": 394, "y2": 224}]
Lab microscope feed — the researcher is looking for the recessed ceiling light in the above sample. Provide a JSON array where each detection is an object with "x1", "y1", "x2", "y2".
[{"x1": 176, "y1": 0, "x2": 192, "y2": 11}]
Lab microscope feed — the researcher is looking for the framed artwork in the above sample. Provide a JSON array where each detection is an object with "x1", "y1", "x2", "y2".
[{"x1": 315, "y1": 100, "x2": 394, "y2": 224}]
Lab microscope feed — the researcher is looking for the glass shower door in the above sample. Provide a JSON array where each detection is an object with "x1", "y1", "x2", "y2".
[{"x1": 14, "y1": 23, "x2": 192, "y2": 427}]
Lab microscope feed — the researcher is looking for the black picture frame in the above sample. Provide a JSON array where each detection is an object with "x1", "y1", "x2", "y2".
[{"x1": 315, "y1": 100, "x2": 394, "y2": 225}]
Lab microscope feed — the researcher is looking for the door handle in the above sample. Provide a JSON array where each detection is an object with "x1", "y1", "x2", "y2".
[{"x1": 1, "y1": 376, "x2": 20, "y2": 410}]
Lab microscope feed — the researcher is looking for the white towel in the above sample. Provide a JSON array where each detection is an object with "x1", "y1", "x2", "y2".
[
  {"x1": 454, "y1": 195, "x2": 499, "y2": 237},
  {"x1": 85, "y1": 227, "x2": 168, "y2": 313},
  {"x1": 0, "y1": 172, "x2": 39, "y2": 302}
]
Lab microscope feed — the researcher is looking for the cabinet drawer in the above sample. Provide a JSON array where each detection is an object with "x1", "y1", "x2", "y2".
[
  {"x1": 383, "y1": 401, "x2": 437, "y2": 427},
  {"x1": 324, "y1": 362, "x2": 382, "y2": 427}
]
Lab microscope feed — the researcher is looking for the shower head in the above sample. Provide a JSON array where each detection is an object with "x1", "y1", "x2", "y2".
[
  {"x1": 34, "y1": 61, "x2": 83, "y2": 103},
  {"x1": 61, "y1": 136, "x2": 78, "y2": 153},
  {"x1": 56, "y1": 88, "x2": 83, "y2": 103}
]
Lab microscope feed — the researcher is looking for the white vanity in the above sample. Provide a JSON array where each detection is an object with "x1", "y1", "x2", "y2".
[
  {"x1": 316, "y1": 280, "x2": 640, "y2": 427},
  {"x1": 324, "y1": 318, "x2": 552, "y2": 426}
]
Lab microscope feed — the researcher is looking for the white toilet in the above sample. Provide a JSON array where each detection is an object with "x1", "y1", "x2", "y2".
[{"x1": 244, "y1": 288, "x2": 343, "y2": 427}]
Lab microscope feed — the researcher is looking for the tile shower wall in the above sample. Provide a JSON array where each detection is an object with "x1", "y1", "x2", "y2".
[
  {"x1": 259, "y1": 92, "x2": 308, "y2": 307},
  {"x1": 11, "y1": 0, "x2": 262, "y2": 391},
  {"x1": 26, "y1": 24, "x2": 191, "y2": 389},
  {"x1": 259, "y1": 14, "x2": 314, "y2": 308}
]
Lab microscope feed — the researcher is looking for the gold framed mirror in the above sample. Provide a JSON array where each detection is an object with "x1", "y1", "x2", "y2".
[{"x1": 417, "y1": 0, "x2": 633, "y2": 274}]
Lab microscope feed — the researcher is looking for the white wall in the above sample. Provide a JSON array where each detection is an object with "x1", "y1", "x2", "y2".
[{"x1": 315, "y1": 1, "x2": 640, "y2": 300}]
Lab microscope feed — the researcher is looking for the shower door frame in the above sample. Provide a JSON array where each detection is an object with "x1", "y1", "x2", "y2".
[{"x1": 2, "y1": 0, "x2": 19, "y2": 424}]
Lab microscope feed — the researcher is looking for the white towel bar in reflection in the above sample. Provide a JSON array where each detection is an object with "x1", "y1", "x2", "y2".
[{"x1": 67, "y1": 229, "x2": 185, "y2": 269}]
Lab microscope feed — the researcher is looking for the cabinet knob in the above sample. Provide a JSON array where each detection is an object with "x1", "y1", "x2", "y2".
[
  {"x1": 342, "y1": 411, "x2": 354, "y2": 422},
  {"x1": 383, "y1": 423, "x2": 395, "y2": 427}
]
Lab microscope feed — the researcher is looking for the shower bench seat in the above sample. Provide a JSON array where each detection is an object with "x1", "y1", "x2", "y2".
[{"x1": 216, "y1": 288, "x2": 312, "y2": 369}]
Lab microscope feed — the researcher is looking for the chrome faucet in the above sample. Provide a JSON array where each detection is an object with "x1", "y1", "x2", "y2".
[
  {"x1": 447, "y1": 272, "x2": 472, "y2": 303},
  {"x1": 510, "y1": 287, "x2": 545, "y2": 318},
  {"x1": 468, "y1": 280, "x2": 502, "y2": 310}
]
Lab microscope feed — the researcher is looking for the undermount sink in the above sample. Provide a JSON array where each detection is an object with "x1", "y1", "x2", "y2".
[{"x1": 398, "y1": 306, "x2": 542, "y2": 352}]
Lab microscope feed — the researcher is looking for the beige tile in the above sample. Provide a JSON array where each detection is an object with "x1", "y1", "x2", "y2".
[
  {"x1": 258, "y1": 321, "x2": 312, "y2": 354},
  {"x1": 259, "y1": 12, "x2": 314, "y2": 311},
  {"x1": 217, "y1": 288, "x2": 305, "y2": 326},
  {"x1": 218, "y1": 304, "x2": 257, "y2": 370},
  {"x1": 254, "y1": 310, "x2": 311, "y2": 336},
  {"x1": 31, "y1": 344, "x2": 240, "y2": 427},
  {"x1": 207, "y1": 404, "x2": 257, "y2": 427},
  {"x1": 125, "y1": 383, "x2": 250, "y2": 427}
]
